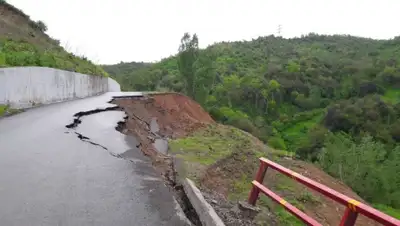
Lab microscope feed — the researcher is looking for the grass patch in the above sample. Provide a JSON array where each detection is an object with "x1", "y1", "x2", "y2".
[
  {"x1": 170, "y1": 123, "x2": 272, "y2": 190},
  {"x1": 0, "y1": 39, "x2": 108, "y2": 76},
  {"x1": 373, "y1": 204, "x2": 400, "y2": 219},
  {"x1": 0, "y1": 105, "x2": 7, "y2": 116},
  {"x1": 228, "y1": 174, "x2": 253, "y2": 200},
  {"x1": 284, "y1": 114, "x2": 323, "y2": 135},
  {"x1": 275, "y1": 174, "x2": 297, "y2": 192},
  {"x1": 257, "y1": 196, "x2": 304, "y2": 226},
  {"x1": 0, "y1": 104, "x2": 20, "y2": 117},
  {"x1": 169, "y1": 124, "x2": 268, "y2": 182},
  {"x1": 169, "y1": 124, "x2": 261, "y2": 166},
  {"x1": 381, "y1": 88, "x2": 400, "y2": 104},
  {"x1": 274, "y1": 205, "x2": 304, "y2": 226},
  {"x1": 279, "y1": 109, "x2": 325, "y2": 152},
  {"x1": 269, "y1": 149, "x2": 295, "y2": 162},
  {"x1": 296, "y1": 191, "x2": 321, "y2": 205}
]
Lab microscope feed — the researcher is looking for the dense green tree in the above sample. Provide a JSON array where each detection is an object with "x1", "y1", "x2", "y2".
[
  {"x1": 178, "y1": 33, "x2": 199, "y2": 99},
  {"x1": 319, "y1": 134, "x2": 400, "y2": 208},
  {"x1": 193, "y1": 49, "x2": 216, "y2": 105}
]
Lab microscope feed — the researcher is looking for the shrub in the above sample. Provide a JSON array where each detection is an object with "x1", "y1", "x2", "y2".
[
  {"x1": 390, "y1": 120, "x2": 400, "y2": 142},
  {"x1": 34, "y1": 20, "x2": 48, "y2": 32},
  {"x1": 208, "y1": 108, "x2": 225, "y2": 121},
  {"x1": 219, "y1": 107, "x2": 249, "y2": 120},
  {"x1": 268, "y1": 137, "x2": 287, "y2": 150},
  {"x1": 295, "y1": 125, "x2": 328, "y2": 161},
  {"x1": 0, "y1": 52, "x2": 6, "y2": 66},
  {"x1": 0, "y1": 39, "x2": 108, "y2": 76},
  {"x1": 227, "y1": 117, "x2": 257, "y2": 134},
  {"x1": 318, "y1": 134, "x2": 400, "y2": 208}
]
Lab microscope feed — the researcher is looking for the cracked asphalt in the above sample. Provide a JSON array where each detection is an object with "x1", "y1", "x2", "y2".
[{"x1": 0, "y1": 92, "x2": 191, "y2": 226}]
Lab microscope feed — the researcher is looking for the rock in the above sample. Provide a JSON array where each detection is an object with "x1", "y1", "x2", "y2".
[
  {"x1": 211, "y1": 199, "x2": 218, "y2": 205},
  {"x1": 238, "y1": 201, "x2": 260, "y2": 212},
  {"x1": 230, "y1": 205, "x2": 241, "y2": 214},
  {"x1": 238, "y1": 201, "x2": 260, "y2": 219}
]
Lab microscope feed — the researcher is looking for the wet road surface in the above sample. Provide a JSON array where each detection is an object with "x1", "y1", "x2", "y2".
[{"x1": 0, "y1": 92, "x2": 190, "y2": 226}]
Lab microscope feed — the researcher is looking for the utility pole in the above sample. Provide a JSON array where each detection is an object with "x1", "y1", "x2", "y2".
[{"x1": 277, "y1": 24, "x2": 282, "y2": 37}]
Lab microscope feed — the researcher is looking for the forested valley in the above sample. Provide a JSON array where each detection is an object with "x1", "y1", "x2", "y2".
[{"x1": 103, "y1": 33, "x2": 400, "y2": 217}]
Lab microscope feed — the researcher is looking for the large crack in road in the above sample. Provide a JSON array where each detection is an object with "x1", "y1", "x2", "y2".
[
  {"x1": 64, "y1": 97, "x2": 200, "y2": 225},
  {"x1": 65, "y1": 106, "x2": 121, "y2": 129},
  {"x1": 65, "y1": 105, "x2": 122, "y2": 156},
  {"x1": 74, "y1": 131, "x2": 108, "y2": 150}
]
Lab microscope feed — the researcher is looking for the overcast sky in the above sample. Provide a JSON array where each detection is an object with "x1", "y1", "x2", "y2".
[{"x1": 7, "y1": 0, "x2": 400, "y2": 64}]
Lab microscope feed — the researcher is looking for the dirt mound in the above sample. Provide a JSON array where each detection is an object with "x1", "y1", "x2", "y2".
[
  {"x1": 114, "y1": 92, "x2": 214, "y2": 159},
  {"x1": 151, "y1": 93, "x2": 214, "y2": 125}
]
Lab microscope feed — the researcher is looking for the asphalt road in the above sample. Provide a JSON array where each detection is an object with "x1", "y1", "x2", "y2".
[{"x1": 0, "y1": 92, "x2": 190, "y2": 226}]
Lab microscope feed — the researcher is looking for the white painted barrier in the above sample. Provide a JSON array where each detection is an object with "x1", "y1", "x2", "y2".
[
  {"x1": 107, "y1": 77, "x2": 121, "y2": 92},
  {"x1": 0, "y1": 67, "x2": 121, "y2": 108}
]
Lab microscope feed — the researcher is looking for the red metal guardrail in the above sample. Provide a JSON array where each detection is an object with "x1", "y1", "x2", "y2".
[{"x1": 248, "y1": 157, "x2": 400, "y2": 226}]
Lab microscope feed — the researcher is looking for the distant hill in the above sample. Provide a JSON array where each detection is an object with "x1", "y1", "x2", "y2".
[
  {"x1": 104, "y1": 33, "x2": 400, "y2": 215},
  {"x1": 102, "y1": 61, "x2": 152, "y2": 90},
  {"x1": 0, "y1": 1, "x2": 107, "y2": 76}
]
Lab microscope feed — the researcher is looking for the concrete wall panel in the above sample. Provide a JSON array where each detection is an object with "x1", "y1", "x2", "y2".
[{"x1": 0, "y1": 67, "x2": 121, "y2": 109}]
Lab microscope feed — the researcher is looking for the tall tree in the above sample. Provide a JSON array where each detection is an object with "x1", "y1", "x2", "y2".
[
  {"x1": 178, "y1": 33, "x2": 199, "y2": 99},
  {"x1": 178, "y1": 33, "x2": 216, "y2": 104},
  {"x1": 193, "y1": 50, "x2": 216, "y2": 105}
]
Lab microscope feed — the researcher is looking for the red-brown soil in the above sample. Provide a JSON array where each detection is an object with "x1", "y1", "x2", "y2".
[
  {"x1": 114, "y1": 92, "x2": 213, "y2": 142},
  {"x1": 113, "y1": 93, "x2": 214, "y2": 177}
]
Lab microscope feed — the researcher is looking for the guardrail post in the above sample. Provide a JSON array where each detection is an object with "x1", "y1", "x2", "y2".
[
  {"x1": 255, "y1": 161, "x2": 268, "y2": 183},
  {"x1": 340, "y1": 207, "x2": 358, "y2": 226},
  {"x1": 248, "y1": 184, "x2": 261, "y2": 206},
  {"x1": 248, "y1": 161, "x2": 268, "y2": 205}
]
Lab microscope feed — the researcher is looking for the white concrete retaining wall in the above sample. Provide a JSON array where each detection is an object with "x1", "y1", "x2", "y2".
[
  {"x1": 0, "y1": 67, "x2": 121, "y2": 109},
  {"x1": 107, "y1": 77, "x2": 121, "y2": 92}
]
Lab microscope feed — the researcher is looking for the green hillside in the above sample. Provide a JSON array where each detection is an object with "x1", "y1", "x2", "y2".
[
  {"x1": 102, "y1": 61, "x2": 151, "y2": 90},
  {"x1": 104, "y1": 33, "x2": 400, "y2": 214},
  {"x1": 0, "y1": 1, "x2": 108, "y2": 77}
]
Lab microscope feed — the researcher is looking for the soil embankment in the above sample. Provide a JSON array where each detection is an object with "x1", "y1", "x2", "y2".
[
  {"x1": 113, "y1": 92, "x2": 213, "y2": 156},
  {"x1": 113, "y1": 92, "x2": 380, "y2": 226}
]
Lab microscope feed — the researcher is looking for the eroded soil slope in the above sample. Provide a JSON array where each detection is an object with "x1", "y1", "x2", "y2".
[
  {"x1": 114, "y1": 92, "x2": 381, "y2": 226},
  {"x1": 113, "y1": 93, "x2": 213, "y2": 177}
]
